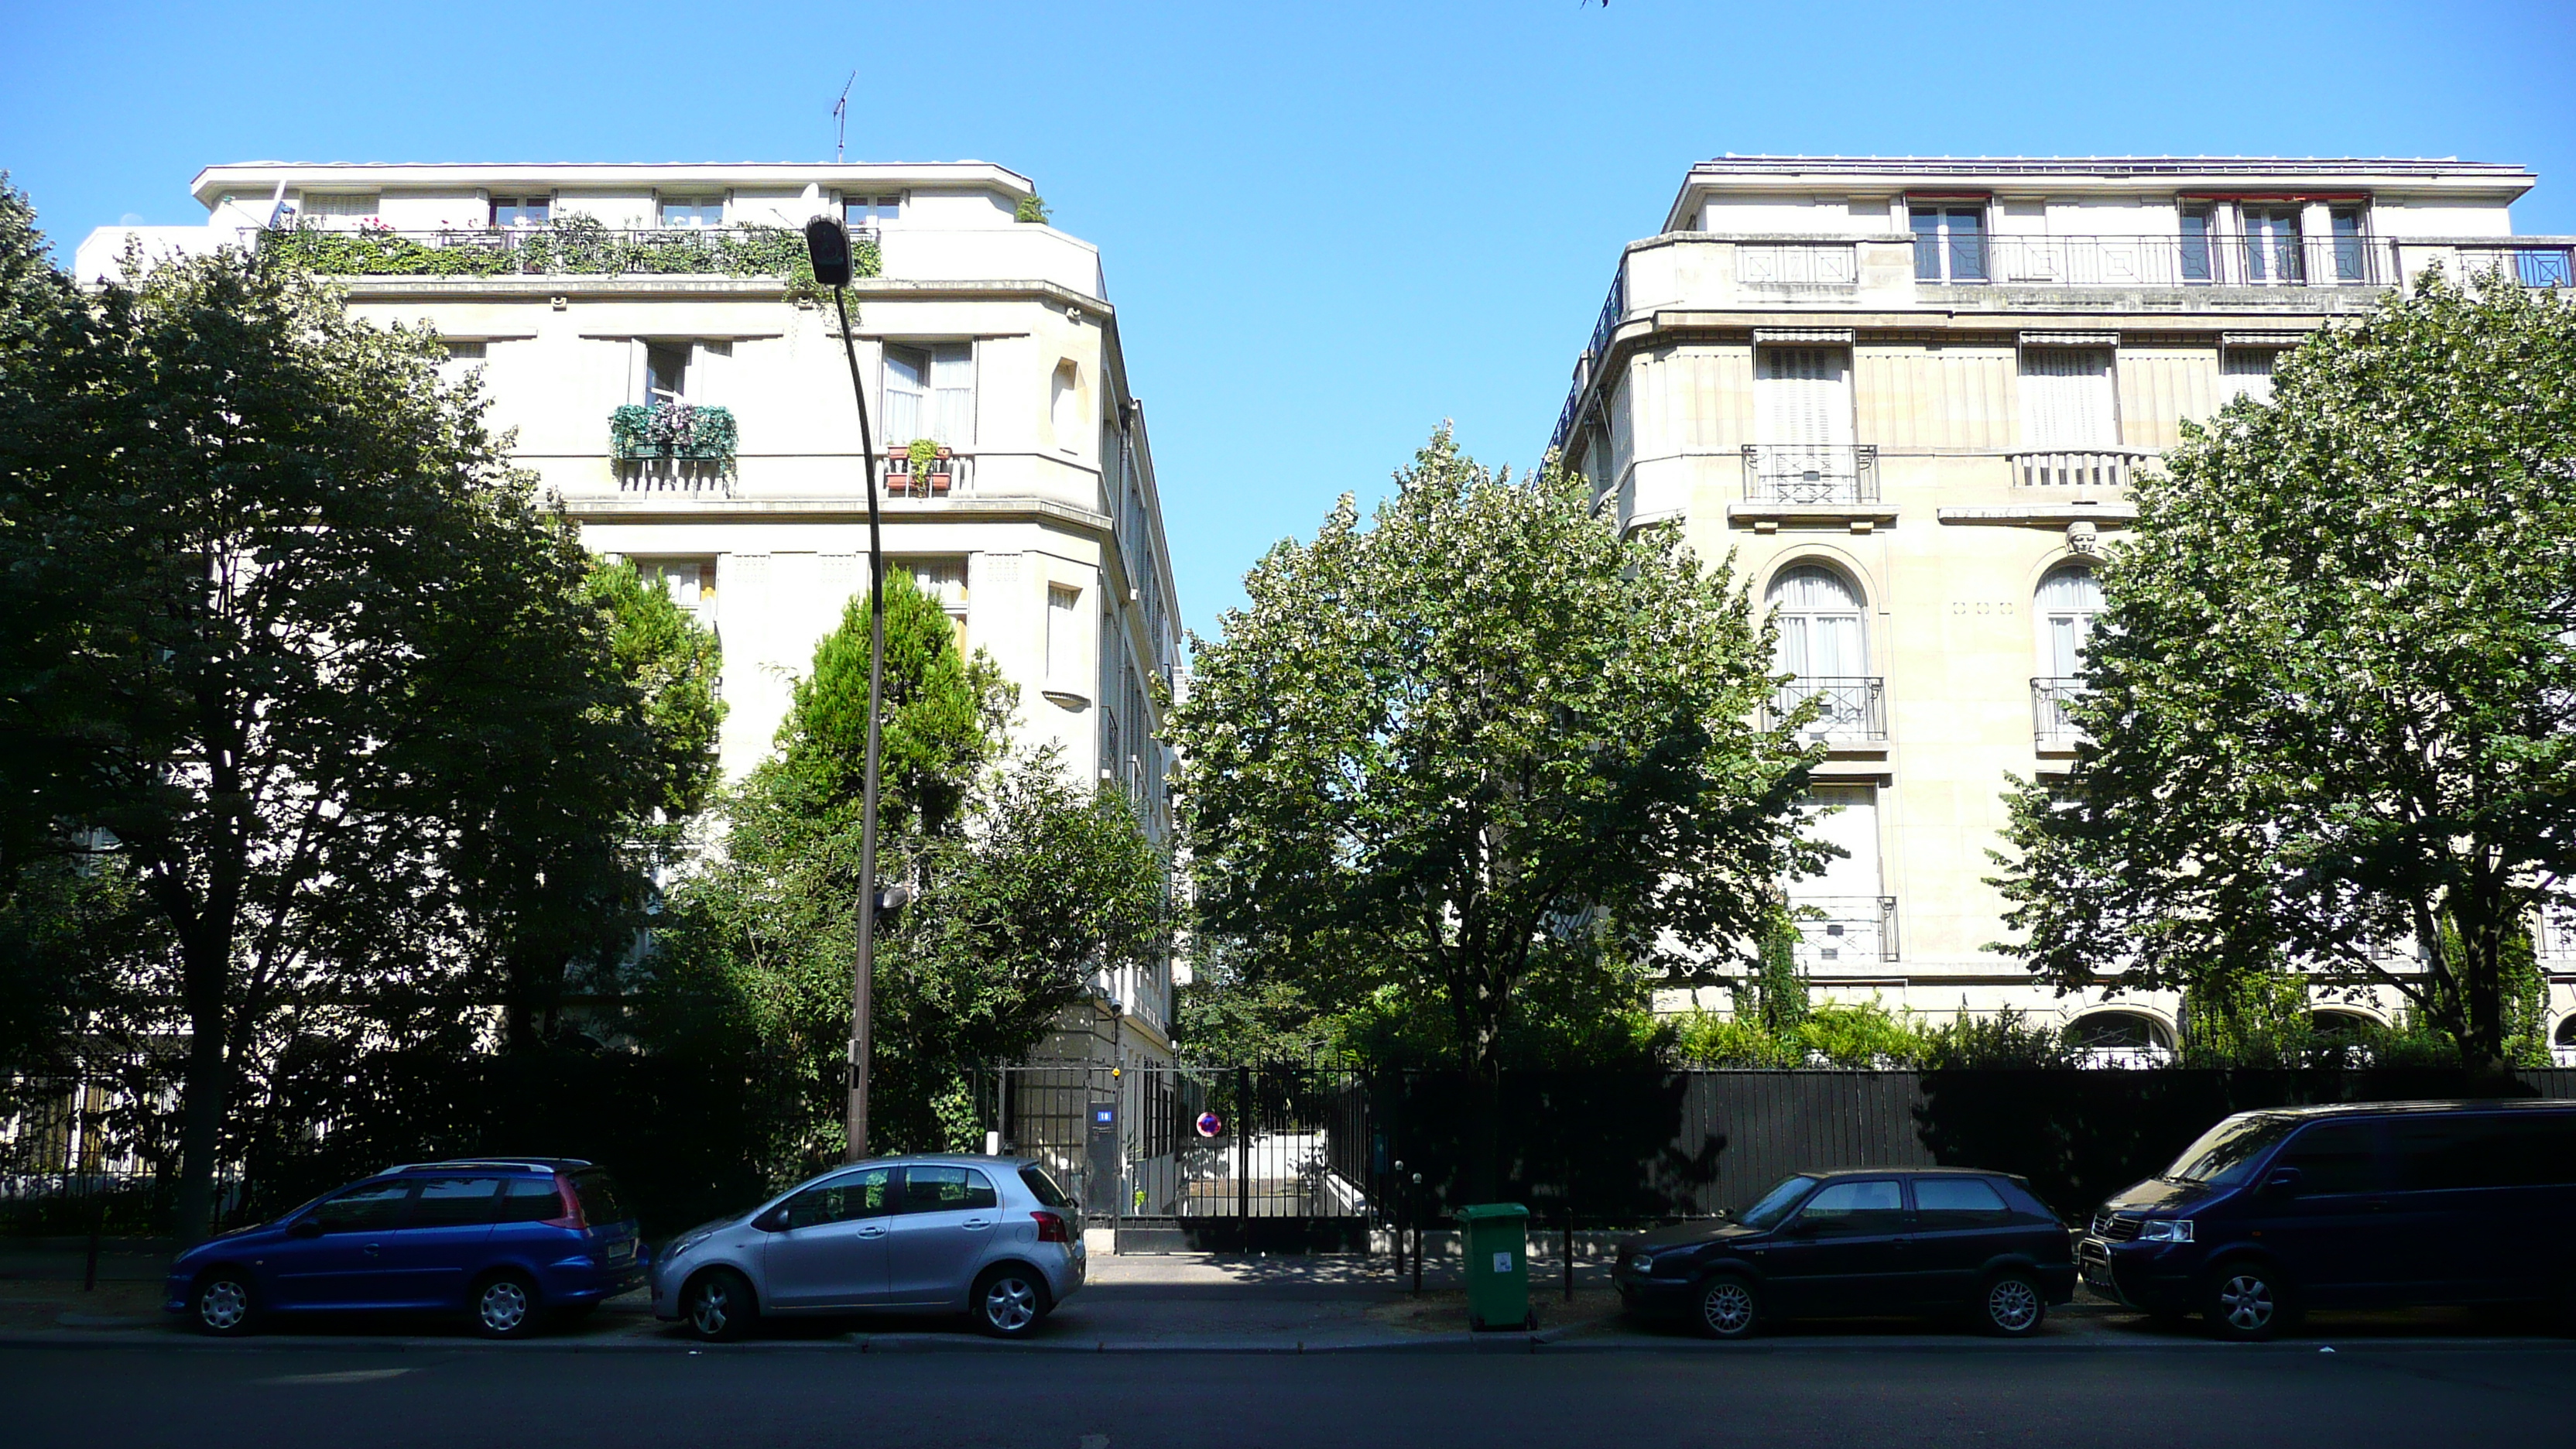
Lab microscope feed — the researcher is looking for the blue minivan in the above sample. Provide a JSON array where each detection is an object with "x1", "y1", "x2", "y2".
[
  {"x1": 166, "y1": 1158, "x2": 646, "y2": 1338},
  {"x1": 2082, "y1": 1101, "x2": 2576, "y2": 1339}
]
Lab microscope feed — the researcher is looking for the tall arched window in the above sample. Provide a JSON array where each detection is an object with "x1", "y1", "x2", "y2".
[
  {"x1": 1766, "y1": 565, "x2": 1876, "y2": 739},
  {"x1": 2035, "y1": 567, "x2": 2103, "y2": 679}
]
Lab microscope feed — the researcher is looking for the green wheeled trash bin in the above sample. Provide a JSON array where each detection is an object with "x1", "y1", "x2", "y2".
[{"x1": 1456, "y1": 1203, "x2": 1533, "y2": 1331}]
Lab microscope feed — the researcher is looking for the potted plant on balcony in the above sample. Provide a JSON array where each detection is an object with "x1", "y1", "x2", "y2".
[
  {"x1": 926, "y1": 444, "x2": 954, "y2": 496},
  {"x1": 900, "y1": 437, "x2": 938, "y2": 497}
]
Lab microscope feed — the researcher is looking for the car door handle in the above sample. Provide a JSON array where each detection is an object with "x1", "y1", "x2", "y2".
[
  {"x1": 855, "y1": 1225, "x2": 888, "y2": 1238},
  {"x1": 962, "y1": 1218, "x2": 994, "y2": 1231},
  {"x1": 362, "y1": 1245, "x2": 382, "y2": 1257}
]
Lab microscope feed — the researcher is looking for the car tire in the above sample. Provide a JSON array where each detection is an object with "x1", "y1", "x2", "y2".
[
  {"x1": 190, "y1": 1270, "x2": 258, "y2": 1337},
  {"x1": 1977, "y1": 1270, "x2": 2047, "y2": 1338},
  {"x1": 1690, "y1": 1273, "x2": 1761, "y2": 1340},
  {"x1": 470, "y1": 1270, "x2": 543, "y2": 1340},
  {"x1": 681, "y1": 1268, "x2": 756, "y2": 1343},
  {"x1": 973, "y1": 1265, "x2": 1050, "y2": 1339},
  {"x1": 2202, "y1": 1262, "x2": 2292, "y2": 1342}
]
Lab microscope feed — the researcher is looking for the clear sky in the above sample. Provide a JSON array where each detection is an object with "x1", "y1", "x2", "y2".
[{"x1": 5, "y1": 0, "x2": 2572, "y2": 638}]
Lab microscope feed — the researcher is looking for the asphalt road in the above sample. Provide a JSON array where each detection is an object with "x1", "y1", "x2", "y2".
[{"x1": 7, "y1": 1340, "x2": 2572, "y2": 1449}]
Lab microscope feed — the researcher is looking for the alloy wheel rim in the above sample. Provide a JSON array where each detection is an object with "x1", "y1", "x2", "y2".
[
  {"x1": 200, "y1": 1280, "x2": 246, "y2": 1331},
  {"x1": 481, "y1": 1280, "x2": 529, "y2": 1332},
  {"x1": 2220, "y1": 1275, "x2": 2273, "y2": 1331},
  {"x1": 691, "y1": 1282, "x2": 730, "y2": 1335},
  {"x1": 1702, "y1": 1283, "x2": 1753, "y2": 1334},
  {"x1": 986, "y1": 1277, "x2": 1038, "y2": 1332},
  {"x1": 1989, "y1": 1279, "x2": 2039, "y2": 1331}
]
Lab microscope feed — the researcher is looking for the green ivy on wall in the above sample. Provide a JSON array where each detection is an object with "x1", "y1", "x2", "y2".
[
  {"x1": 261, "y1": 214, "x2": 882, "y2": 288},
  {"x1": 611, "y1": 402, "x2": 738, "y2": 472}
]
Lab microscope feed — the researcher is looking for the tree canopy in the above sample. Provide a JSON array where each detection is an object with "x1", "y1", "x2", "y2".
[
  {"x1": 1990, "y1": 272, "x2": 2576, "y2": 1070},
  {"x1": 1170, "y1": 428, "x2": 1825, "y2": 1080}
]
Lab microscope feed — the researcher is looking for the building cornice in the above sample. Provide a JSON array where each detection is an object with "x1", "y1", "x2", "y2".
[{"x1": 191, "y1": 161, "x2": 1036, "y2": 207}]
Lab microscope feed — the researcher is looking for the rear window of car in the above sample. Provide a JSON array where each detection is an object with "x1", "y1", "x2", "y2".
[
  {"x1": 572, "y1": 1170, "x2": 632, "y2": 1225},
  {"x1": 1912, "y1": 1177, "x2": 2010, "y2": 1224},
  {"x1": 1019, "y1": 1165, "x2": 1071, "y2": 1208},
  {"x1": 496, "y1": 1177, "x2": 566, "y2": 1223}
]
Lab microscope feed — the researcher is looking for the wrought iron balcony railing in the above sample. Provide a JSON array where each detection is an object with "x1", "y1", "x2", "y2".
[
  {"x1": 1742, "y1": 444, "x2": 1880, "y2": 505},
  {"x1": 2454, "y1": 244, "x2": 2574, "y2": 289},
  {"x1": 1926, "y1": 234, "x2": 2398, "y2": 289},
  {"x1": 1786, "y1": 895, "x2": 1899, "y2": 966},
  {"x1": 2033, "y1": 677, "x2": 2088, "y2": 749},
  {"x1": 1766, "y1": 677, "x2": 1887, "y2": 742},
  {"x1": 2008, "y1": 448, "x2": 2148, "y2": 490}
]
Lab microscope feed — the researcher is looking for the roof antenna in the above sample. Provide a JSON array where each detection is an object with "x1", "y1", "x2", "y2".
[{"x1": 833, "y1": 70, "x2": 855, "y2": 163}]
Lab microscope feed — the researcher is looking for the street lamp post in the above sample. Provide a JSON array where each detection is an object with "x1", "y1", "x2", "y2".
[{"x1": 805, "y1": 216, "x2": 886, "y2": 1163}]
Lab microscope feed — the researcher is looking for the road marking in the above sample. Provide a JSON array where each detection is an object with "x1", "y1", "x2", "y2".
[{"x1": 261, "y1": 1368, "x2": 416, "y2": 1386}]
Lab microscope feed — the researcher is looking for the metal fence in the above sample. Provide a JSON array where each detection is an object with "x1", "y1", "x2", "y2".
[
  {"x1": 1765, "y1": 677, "x2": 1887, "y2": 742},
  {"x1": 1742, "y1": 444, "x2": 1880, "y2": 505}
]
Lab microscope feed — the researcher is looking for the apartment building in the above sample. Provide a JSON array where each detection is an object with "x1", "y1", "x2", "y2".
[
  {"x1": 77, "y1": 163, "x2": 1186, "y2": 1065},
  {"x1": 1548, "y1": 156, "x2": 2576, "y2": 1059}
]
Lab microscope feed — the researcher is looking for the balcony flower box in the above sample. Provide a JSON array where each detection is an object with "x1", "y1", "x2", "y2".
[{"x1": 609, "y1": 402, "x2": 738, "y2": 469}]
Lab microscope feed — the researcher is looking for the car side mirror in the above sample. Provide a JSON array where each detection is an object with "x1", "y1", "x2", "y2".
[
  {"x1": 2263, "y1": 1166, "x2": 2302, "y2": 1197},
  {"x1": 1713, "y1": 1208, "x2": 1735, "y2": 1222},
  {"x1": 287, "y1": 1218, "x2": 324, "y2": 1238},
  {"x1": 1781, "y1": 1218, "x2": 1819, "y2": 1237},
  {"x1": 752, "y1": 1205, "x2": 791, "y2": 1233}
]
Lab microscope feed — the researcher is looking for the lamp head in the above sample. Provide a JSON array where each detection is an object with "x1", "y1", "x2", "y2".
[{"x1": 804, "y1": 217, "x2": 853, "y2": 286}]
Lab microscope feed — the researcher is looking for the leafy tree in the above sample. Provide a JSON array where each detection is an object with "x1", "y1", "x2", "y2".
[
  {"x1": 1989, "y1": 273, "x2": 2576, "y2": 1070},
  {"x1": 0, "y1": 236, "x2": 663, "y2": 1238},
  {"x1": 1170, "y1": 427, "x2": 1825, "y2": 1089}
]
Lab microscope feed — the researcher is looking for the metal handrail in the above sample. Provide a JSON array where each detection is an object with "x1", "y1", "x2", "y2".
[
  {"x1": 2032, "y1": 677, "x2": 2088, "y2": 748},
  {"x1": 1785, "y1": 895, "x2": 1900, "y2": 964},
  {"x1": 1766, "y1": 677, "x2": 1886, "y2": 742},
  {"x1": 1742, "y1": 444, "x2": 1880, "y2": 505},
  {"x1": 1926, "y1": 234, "x2": 2399, "y2": 289}
]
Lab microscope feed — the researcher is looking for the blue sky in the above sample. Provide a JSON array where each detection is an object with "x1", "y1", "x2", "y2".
[{"x1": 5, "y1": 0, "x2": 2572, "y2": 636}]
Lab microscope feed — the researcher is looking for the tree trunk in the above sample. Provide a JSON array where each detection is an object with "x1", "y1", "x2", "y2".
[{"x1": 171, "y1": 937, "x2": 231, "y2": 1247}]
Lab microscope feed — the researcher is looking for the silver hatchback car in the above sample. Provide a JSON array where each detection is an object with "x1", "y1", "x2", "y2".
[{"x1": 651, "y1": 1155, "x2": 1084, "y2": 1341}]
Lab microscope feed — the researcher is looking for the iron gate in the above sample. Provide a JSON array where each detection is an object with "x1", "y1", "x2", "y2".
[{"x1": 978, "y1": 1064, "x2": 1378, "y2": 1252}]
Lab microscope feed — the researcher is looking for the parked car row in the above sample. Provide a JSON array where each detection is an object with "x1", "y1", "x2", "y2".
[
  {"x1": 1617, "y1": 1098, "x2": 2576, "y2": 1340},
  {"x1": 166, "y1": 1154, "x2": 1084, "y2": 1341}
]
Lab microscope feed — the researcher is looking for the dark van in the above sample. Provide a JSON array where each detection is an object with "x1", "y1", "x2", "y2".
[{"x1": 2081, "y1": 1101, "x2": 2576, "y2": 1339}]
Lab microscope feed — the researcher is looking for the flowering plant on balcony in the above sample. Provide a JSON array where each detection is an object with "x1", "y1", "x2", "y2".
[
  {"x1": 259, "y1": 213, "x2": 880, "y2": 287},
  {"x1": 609, "y1": 402, "x2": 738, "y2": 469}
]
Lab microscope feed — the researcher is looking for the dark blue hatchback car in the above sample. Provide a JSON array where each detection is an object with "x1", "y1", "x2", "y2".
[{"x1": 166, "y1": 1159, "x2": 646, "y2": 1338}]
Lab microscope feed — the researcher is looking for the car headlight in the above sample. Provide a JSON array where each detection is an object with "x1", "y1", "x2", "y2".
[
  {"x1": 665, "y1": 1232, "x2": 713, "y2": 1261},
  {"x1": 2136, "y1": 1218, "x2": 2193, "y2": 1243}
]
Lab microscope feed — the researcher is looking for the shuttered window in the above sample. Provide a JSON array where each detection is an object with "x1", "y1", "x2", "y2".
[
  {"x1": 2222, "y1": 348, "x2": 2281, "y2": 406},
  {"x1": 2017, "y1": 348, "x2": 2119, "y2": 449},
  {"x1": 1756, "y1": 348, "x2": 1854, "y2": 448}
]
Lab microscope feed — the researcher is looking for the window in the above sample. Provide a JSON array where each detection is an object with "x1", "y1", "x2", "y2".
[
  {"x1": 883, "y1": 344, "x2": 973, "y2": 447},
  {"x1": 904, "y1": 557, "x2": 970, "y2": 650},
  {"x1": 2165, "y1": 1114, "x2": 2300, "y2": 1187},
  {"x1": 2330, "y1": 207, "x2": 2369, "y2": 283},
  {"x1": 491, "y1": 196, "x2": 550, "y2": 228},
  {"x1": 2018, "y1": 348, "x2": 2119, "y2": 450},
  {"x1": 2222, "y1": 348, "x2": 2283, "y2": 406},
  {"x1": 2274, "y1": 1121, "x2": 2385, "y2": 1196},
  {"x1": 646, "y1": 343, "x2": 690, "y2": 406},
  {"x1": 1047, "y1": 586, "x2": 1083, "y2": 688},
  {"x1": 844, "y1": 194, "x2": 902, "y2": 228},
  {"x1": 635, "y1": 557, "x2": 718, "y2": 618},
  {"x1": 408, "y1": 1177, "x2": 505, "y2": 1228},
  {"x1": 1912, "y1": 1177, "x2": 2011, "y2": 1226},
  {"x1": 2180, "y1": 204, "x2": 2216, "y2": 284},
  {"x1": 1050, "y1": 361, "x2": 1081, "y2": 449},
  {"x1": 497, "y1": 1177, "x2": 564, "y2": 1223},
  {"x1": 1793, "y1": 1178, "x2": 1906, "y2": 1235},
  {"x1": 311, "y1": 1181, "x2": 414, "y2": 1232},
  {"x1": 1910, "y1": 202, "x2": 1987, "y2": 282},
  {"x1": 659, "y1": 197, "x2": 723, "y2": 228},
  {"x1": 2036, "y1": 567, "x2": 2103, "y2": 679},
  {"x1": 899, "y1": 1165, "x2": 999, "y2": 1212},
  {"x1": 777, "y1": 1167, "x2": 896, "y2": 1229},
  {"x1": 570, "y1": 1170, "x2": 630, "y2": 1225},
  {"x1": 300, "y1": 193, "x2": 380, "y2": 226},
  {"x1": 2241, "y1": 206, "x2": 2303, "y2": 284},
  {"x1": 1767, "y1": 565, "x2": 1868, "y2": 680},
  {"x1": 443, "y1": 341, "x2": 488, "y2": 362},
  {"x1": 1755, "y1": 346, "x2": 1855, "y2": 449},
  {"x1": 1019, "y1": 1165, "x2": 1071, "y2": 1208},
  {"x1": 1738, "y1": 1176, "x2": 1816, "y2": 1229},
  {"x1": 2390, "y1": 1114, "x2": 2576, "y2": 1190}
]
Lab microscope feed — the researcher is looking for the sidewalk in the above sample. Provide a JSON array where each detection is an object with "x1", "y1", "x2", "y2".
[{"x1": 2, "y1": 1242, "x2": 2563, "y2": 1355}]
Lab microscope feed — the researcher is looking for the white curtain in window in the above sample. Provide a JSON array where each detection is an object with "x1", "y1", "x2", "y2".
[
  {"x1": 2018, "y1": 348, "x2": 2119, "y2": 449},
  {"x1": 1794, "y1": 786, "x2": 1882, "y2": 897},
  {"x1": 1768, "y1": 565, "x2": 1867, "y2": 678},
  {"x1": 1756, "y1": 348, "x2": 1854, "y2": 447},
  {"x1": 2221, "y1": 348, "x2": 2280, "y2": 406},
  {"x1": 884, "y1": 346, "x2": 927, "y2": 444},
  {"x1": 2036, "y1": 567, "x2": 2104, "y2": 677},
  {"x1": 930, "y1": 344, "x2": 974, "y2": 446}
]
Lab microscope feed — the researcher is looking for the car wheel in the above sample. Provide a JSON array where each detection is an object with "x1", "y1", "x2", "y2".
[
  {"x1": 2202, "y1": 1262, "x2": 2290, "y2": 1341},
  {"x1": 191, "y1": 1272, "x2": 257, "y2": 1337},
  {"x1": 471, "y1": 1271, "x2": 543, "y2": 1340},
  {"x1": 1691, "y1": 1274, "x2": 1761, "y2": 1340},
  {"x1": 974, "y1": 1266, "x2": 1050, "y2": 1339},
  {"x1": 682, "y1": 1269, "x2": 756, "y2": 1343},
  {"x1": 1978, "y1": 1271, "x2": 2047, "y2": 1338}
]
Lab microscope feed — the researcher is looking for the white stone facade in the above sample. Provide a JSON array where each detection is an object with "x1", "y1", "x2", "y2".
[
  {"x1": 80, "y1": 162, "x2": 1184, "y2": 1060},
  {"x1": 1550, "y1": 157, "x2": 2576, "y2": 1057}
]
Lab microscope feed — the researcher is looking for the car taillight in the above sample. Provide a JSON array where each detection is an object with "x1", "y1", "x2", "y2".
[
  {"x1": 1032, "y1": 1211, "x2": 1069, "y2": 1243},
  {"x1": 545, "y1": 1173, "x2": 587, "y2": 1231}
]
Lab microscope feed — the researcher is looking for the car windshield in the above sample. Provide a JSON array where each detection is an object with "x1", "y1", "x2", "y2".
[
  {"x1": 2165, "y1": 1113, "x2": 2301, "y2": 1186},
  {"x1": 1738, "y1": 1175, "x2": 1817, "y2": 1229}
]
